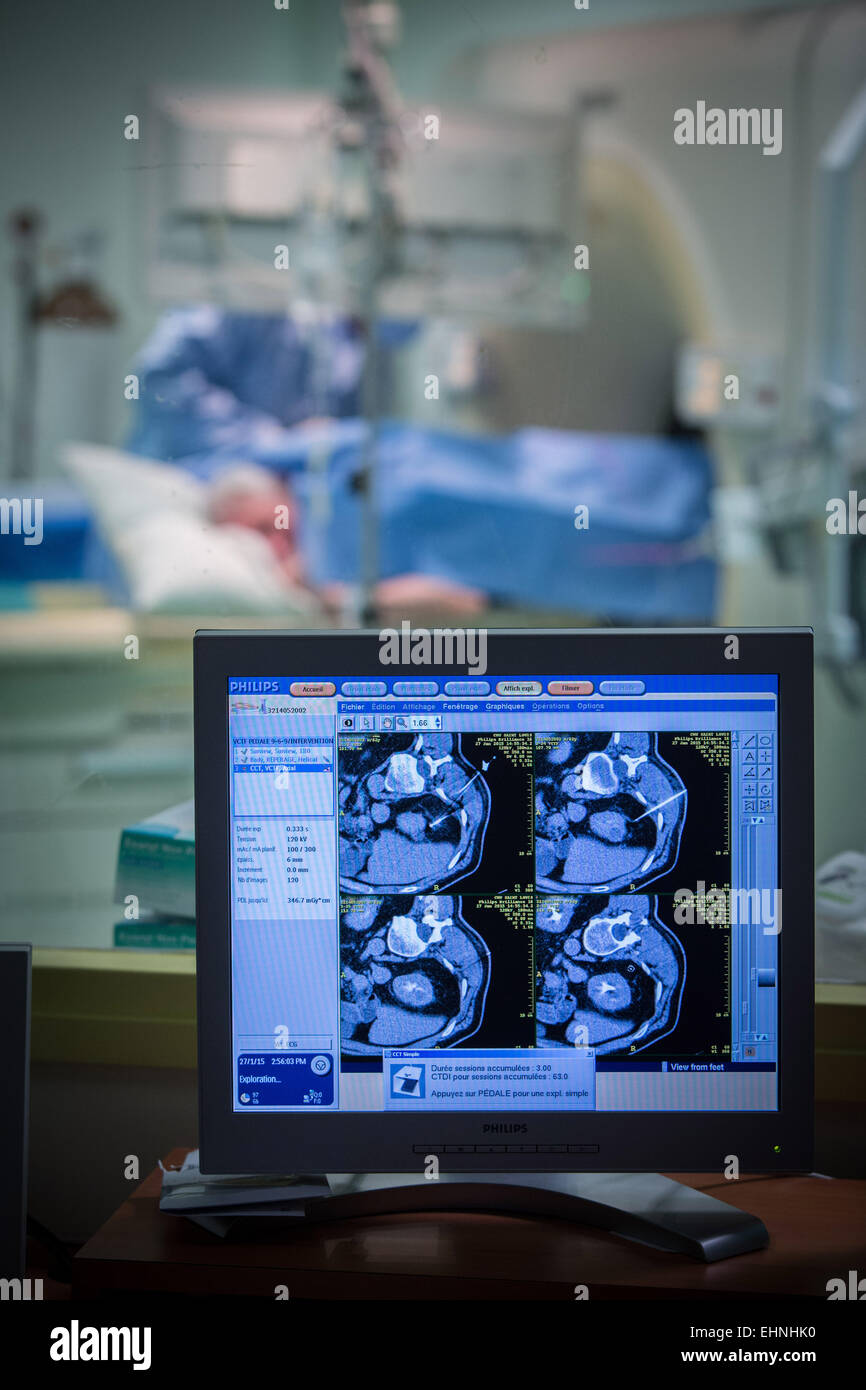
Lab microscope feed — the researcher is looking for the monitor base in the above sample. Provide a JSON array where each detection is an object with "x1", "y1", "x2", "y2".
[{"x1": 314, "y1": 1171, "x2": 768, "y2": 1263}]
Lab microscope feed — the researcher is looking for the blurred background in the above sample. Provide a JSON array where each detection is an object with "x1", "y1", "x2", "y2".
[{"x1": 0, "y1": 0, "x2": 864, "y2": 1237}]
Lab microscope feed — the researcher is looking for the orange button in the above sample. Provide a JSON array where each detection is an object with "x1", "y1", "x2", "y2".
[
  {"x1": 547, "y1": 681, "x2": 594, "y2": 696},
  {"x1": 289, "y1": 682, "x2": 336, "y2": 697}
]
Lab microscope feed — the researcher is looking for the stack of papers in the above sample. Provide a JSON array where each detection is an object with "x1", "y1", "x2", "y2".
[
  {"x1": 115, "y1": 800, "x2": 196, "y2": 922},
  {"x1": 159, "y1": 1149, "x2": 330, "y2": 1236}
]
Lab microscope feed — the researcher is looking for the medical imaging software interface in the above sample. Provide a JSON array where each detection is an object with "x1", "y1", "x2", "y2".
[{"x1": 229, "y1": 675, "x2": 779, "y2": 1114}]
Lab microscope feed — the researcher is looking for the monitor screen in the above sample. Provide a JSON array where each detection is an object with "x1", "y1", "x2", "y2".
[{"x1": 227, "y1": 673, "x2": 779, "y2": 1118}]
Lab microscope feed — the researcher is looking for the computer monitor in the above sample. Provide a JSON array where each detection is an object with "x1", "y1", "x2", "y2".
[
  {"x1": 0, "y1": 943, "x2": 32, "y2": 1278},
  {"x1": 195, "y1": 628, "x2": 813, "y2": 1178}
]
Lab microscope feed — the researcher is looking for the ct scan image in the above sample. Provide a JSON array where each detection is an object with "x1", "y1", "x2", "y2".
[
  {"x1": 535, "y1": 892, "x2": 686, "y2": 1055},
  {"x1": 534, "y1": 731, "x2": 688, "y2": 892},
  {"x1": 338, "y1": 729, "x2": 533, "y2": 895},
  {"x1": 338, "y1": 731, "x2": 492, "y2": 892},
  {"x1": 339, "y1": 889, "x2": 536, "y2": 1057},
  {"x1": 339, "y1": 893, "x2": 491, "y2": 1054}
]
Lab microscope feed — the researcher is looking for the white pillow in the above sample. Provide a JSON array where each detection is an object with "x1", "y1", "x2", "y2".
[
  {"x1": 64, "y1": 443, "x2": 205, "y2": 532},
  {"x1": 117, "y1": 513, "x2": 317, "y2": 615},
  {"x1": 62, "y1": 442, "x2": 318, "y2": 616}
]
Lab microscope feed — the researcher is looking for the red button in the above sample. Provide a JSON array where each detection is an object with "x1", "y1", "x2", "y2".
[
  {"x1": 547, "y1": 681, "x2": 594, "y2": 696},
  {"x1": 289, "y1": 682, "x2": 336, "y2": 697}
]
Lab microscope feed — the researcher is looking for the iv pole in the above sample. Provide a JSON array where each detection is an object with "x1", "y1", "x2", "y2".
[
  {"x1": 9, "y1": 211, "x2": 41, "y2": 483},
  {"x1": 337, "y1": 0, "x2": 404, "y2": 627}
]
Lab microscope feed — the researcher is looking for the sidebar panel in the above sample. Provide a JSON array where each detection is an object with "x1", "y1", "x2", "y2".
[{"x1": 230, "y1": 711, "x2": 341, "y2": 1110}]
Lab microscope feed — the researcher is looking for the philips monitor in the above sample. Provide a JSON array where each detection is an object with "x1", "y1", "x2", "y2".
[{"x1": 195, "y1": 628, "x2": 813, "y2": 1182}]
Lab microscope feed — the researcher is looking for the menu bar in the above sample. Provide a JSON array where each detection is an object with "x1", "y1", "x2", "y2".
[{"x1": 230, "y1": 675, "x2": 778, "y2": 699}]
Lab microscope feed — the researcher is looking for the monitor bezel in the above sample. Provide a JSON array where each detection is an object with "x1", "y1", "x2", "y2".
[{"x1": 195, "y1": 628, "x2": 813, "y2": 1175}]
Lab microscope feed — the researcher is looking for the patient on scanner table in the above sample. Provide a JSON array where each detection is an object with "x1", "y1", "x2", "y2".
[
  {"x1": 126, "y1": 307, "x2": 716, "y2": 623},
  {"x1": 130, "y1": 307, "x2": 489, "y2": 617},
  {"x1": 206, "y1": 462, "x2": 488, "y2": 618}
]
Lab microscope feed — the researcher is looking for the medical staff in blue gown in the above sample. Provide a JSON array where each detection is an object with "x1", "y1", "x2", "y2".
[{"x1": 126, "y1": 305, "x2": 413, "y2": 476}]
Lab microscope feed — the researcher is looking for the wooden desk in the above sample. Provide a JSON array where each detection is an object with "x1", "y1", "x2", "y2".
[{"x1": 73, "y1": 1151, "x2": 866, "y2": 1300}]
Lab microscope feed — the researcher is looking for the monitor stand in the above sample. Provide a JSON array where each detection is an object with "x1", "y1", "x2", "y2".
[{"x1": 311, "y1": 1171, "x2": 768, "y2": 1263}]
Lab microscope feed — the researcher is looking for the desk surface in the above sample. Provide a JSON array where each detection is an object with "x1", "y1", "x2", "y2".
[{"x1": 73, "y1": 1151, "x2": 866, "y2": 1300}]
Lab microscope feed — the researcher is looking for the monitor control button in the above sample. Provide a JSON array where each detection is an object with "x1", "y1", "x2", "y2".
[
  {"x1": 444, "y1": 680, "x2": 490, "y2": 696},
  {"x1": 392, "y1": 681, "x2": 439, "y2": 697},
  {"x1": 598, "y1": 680, "x2": 645, "y2": 696},
  {"x1": 340, "y1": 681, "x2": 387, "y2": 697},
  {"x1": 289, "y1": 682, "x2": 336, "y2": 697},
  {"x1": 310, "y1": 1055, "x2": 331, "y2": 1076},
  {"x1": 495, "y1": 681, "x2": 542, "y2": 697},
  {"x1": 547, "y1": 681, "x2": 594, "y2": 697}
]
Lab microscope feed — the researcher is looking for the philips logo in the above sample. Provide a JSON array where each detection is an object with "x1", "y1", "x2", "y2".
[
  {"x1": 482, "y1": 1123, "x2": 528, "y2": 1135},
  {"x1": 229, "y1": 680, "x2": 279, "y2": 693}
]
